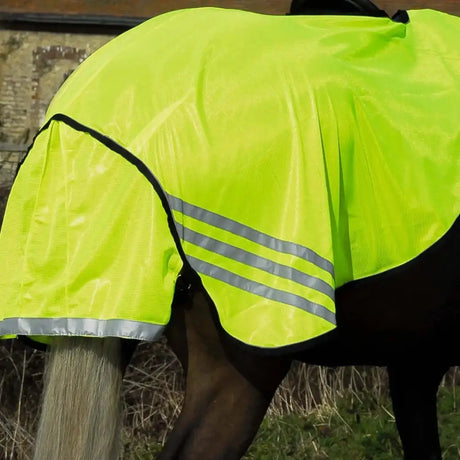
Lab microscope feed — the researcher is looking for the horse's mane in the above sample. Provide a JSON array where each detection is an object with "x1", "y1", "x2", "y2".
[{"x1": 288, "y1": 0, "x2": 389, "y2": 17}]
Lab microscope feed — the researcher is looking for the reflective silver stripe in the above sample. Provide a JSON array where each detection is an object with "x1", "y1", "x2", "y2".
[
  {"x1": 188, "y1": 255, "x2": 336, "y2": 325},
  {"x1": 0, "y1": 317, "x2": 165, "y2": 341},
  {"x1": 176, "y1": 222, "x2": 335, "y2": 301},
  {"x1": 167, "y1": 194, "x2": 334, "y2": 276}
]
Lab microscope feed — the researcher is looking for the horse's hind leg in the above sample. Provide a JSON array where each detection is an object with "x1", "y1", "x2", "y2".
[
  {"x1": 160, "y1": 289, "x2": 290, "y2": 460},
  {"x1": 388, "y1": 362, "x2": 449, "y2": 460}
]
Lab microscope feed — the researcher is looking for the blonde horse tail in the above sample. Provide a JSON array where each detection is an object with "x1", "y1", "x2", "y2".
[{"x1": 34, "y1": 337, "x2": 123, "y2": 460}]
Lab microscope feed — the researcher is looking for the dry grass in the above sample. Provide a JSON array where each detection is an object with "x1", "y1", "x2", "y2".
[
  {"x1": 122, "y1": 342, "x2": 184, "y2": 450},
  {"x1": 0, "y1": 341, "x2": 43, "y2": 460},
  {"x1": 0, "y1": 338, "x2": 458, "y2": 459},
  {"x1": 270, "y1": 362, "x2": 389, "y2": 417}
]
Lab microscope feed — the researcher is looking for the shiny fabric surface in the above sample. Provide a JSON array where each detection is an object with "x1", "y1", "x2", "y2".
[{"x1": 0, "y1": 8, "x2": 459, "y2": 348}]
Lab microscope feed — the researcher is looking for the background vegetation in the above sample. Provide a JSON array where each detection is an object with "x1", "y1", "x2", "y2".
[{"x1": 1, "y1": 339, "x2": 459, "y2": 459}]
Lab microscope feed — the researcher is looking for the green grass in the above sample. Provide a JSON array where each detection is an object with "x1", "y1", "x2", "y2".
[
  {"x1": 246, "y1": 400, "x2": 401, "y2": 459},
  {"x1": 122, "y1": 387, "x2": 460, "y2": 459},
  {"x1": 244, "y1": 388, "x2": 460, "y2": 460}
]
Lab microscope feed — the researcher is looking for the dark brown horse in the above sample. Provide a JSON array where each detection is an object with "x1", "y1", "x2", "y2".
[
  {"x1": 157, "y1": 214, "x2": 459, "y2": 460},
  {"x1": 25, "y1": 1, "x2": 460, "y2": 459},
  {"x1": 34, "y1": 215, "x2": 459, "y2": 460}
]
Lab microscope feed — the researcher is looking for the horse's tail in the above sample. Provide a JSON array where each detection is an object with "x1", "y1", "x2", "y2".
[{"x1": 34, "y1": 337, "x2": 123, "y2": 460}]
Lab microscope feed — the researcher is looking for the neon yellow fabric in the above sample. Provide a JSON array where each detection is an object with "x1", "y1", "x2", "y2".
[
  {"x1": 0, "y1": 8, "x2": 459, "y2": 348},
  {"x1": 0, "y1": 122, "x2": 182, "y2": 341}
]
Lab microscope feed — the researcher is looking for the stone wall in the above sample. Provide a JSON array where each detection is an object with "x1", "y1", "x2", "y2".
[{"x1": 0, "y1": 29, "x2": 114, "y2": 188}]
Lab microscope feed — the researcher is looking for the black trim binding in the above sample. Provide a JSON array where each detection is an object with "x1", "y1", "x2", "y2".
[{"x1": 31, "y1": 113, "x2": 196, "y2": 280}]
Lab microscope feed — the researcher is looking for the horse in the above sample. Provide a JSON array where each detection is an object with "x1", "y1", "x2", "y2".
[
  {"x1": 1, "y1": 1, "x2": 458, "y2": 459},
  {"x1": 34, "y1": 214, "x2": 460, "y2": 460}
]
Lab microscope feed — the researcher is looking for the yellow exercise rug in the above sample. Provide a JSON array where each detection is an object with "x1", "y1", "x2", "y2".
[{"x1": 0, "y1": 8, "x2": 458, "y2": 348}]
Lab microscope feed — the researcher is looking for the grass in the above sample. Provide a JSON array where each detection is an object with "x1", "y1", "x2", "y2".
[
  {"x1": 247, "y1": 397, "x2": 402, "y2": 459},
  {"x1": 246, "y1": 386, "x2": 460, "y2": 459},
  {"x1": 0, "y1": 340, "x2": 459, "y2": 459},
  {"x1": 120, "y1": 385, "x2": 460, "y2": 459}
]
